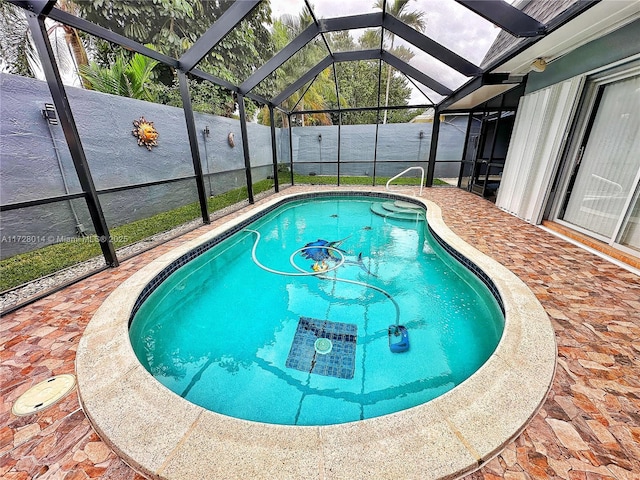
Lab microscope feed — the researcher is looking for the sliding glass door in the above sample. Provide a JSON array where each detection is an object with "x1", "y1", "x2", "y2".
[{"x1": 556, "y1": 65, "x2": 640, "y2": 255}]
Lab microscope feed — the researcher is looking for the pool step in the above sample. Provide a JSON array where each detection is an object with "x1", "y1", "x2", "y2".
[
  {"x1": 371, "y1": 201, "x2": 425, "y2": 221},
  {"x1": 392, "y1": 200, "x2": 424, "y2": 211}
]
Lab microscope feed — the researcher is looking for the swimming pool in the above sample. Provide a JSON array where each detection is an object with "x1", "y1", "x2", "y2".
[
  {"x1": 129, "y1": 195, "x2": 504, "y2": 425},
  {"x1": 76, "y1": 189, "x2": 556, "y2": 479}
]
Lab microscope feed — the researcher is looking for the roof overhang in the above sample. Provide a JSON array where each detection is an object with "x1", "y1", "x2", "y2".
[
  {"x1": 440, "y1": 73, "x2": 525, "y2": 111},
  {"x1": 443, "y1": 84, "x2": 521, "y2": 111},
  {"x1": 441, "y1": 0, "x2": 640, "y2": 111},
  {"x1": 492, "y1": 0, "x2": 640, "y2": 75}
]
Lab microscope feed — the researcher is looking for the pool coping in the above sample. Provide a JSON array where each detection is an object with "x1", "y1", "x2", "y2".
[{"x1": 75, "y1": 190, "x2": 557, "y2": 480}]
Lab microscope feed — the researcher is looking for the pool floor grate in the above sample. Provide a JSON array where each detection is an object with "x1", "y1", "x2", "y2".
[{"x1": 286, "y1": 317, "x2": 357, "y2": 379}]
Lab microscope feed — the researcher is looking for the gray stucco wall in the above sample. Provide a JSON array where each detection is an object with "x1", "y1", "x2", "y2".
[
  {"x1": 283, "y1": 117, "x2": 466, "y2": 178},
  {"x1": 0, "y1": 73, "x2": 274, "y2": 258},
  {"x1": 1, "y1": 74, "x2": 466, "y2": 258}
]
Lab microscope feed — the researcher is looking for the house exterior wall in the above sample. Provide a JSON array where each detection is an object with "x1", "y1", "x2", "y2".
[
  {"x1": 496, "y1": 21, "x2": 640, "y2": 226},
  {"x1": 525, "y1": 19, "x2": 640, "y2": 94}
]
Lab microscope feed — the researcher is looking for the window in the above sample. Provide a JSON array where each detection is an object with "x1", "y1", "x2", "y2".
[{"x1": 555, "y1": 63, "x2": 640, "y2": 255}]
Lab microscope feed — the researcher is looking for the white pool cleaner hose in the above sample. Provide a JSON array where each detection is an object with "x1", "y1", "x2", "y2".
[{"x1": 245, "y1": 229, "x2": 400, "y2": 325}]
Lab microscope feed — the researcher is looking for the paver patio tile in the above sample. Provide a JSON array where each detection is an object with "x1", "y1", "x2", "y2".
[{"x1": 1, "y1": 187, "x2": 639, "y2": 479}]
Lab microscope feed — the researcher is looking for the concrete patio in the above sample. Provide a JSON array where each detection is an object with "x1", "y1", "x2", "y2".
[{"x1": 2, "y1": 186, "x2": 639, "y2": 480}]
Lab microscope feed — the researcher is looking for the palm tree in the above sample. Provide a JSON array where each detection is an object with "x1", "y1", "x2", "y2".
[
  {"x1": 0, "y1": 1, "x2": 36, "y2": 77},
  {"x1": 80, "y1": 52, "x2": 159, "y2": 101},
  {"x1": 374, "y1": 0, "x2": 426, "y2": 124},
  {"x1": 49, "y1": 0, "x2": 89, "y2": 77},
  {"x1": 0, "y1": 0, "x2": 89, "y2": 86},
  {"x1": 264, "y1": 9, "x2": 335, "y2": 126}
]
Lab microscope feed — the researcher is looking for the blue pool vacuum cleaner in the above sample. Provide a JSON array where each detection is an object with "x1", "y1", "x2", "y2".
[{"x1": 388, "y1": 325, "x2": 409, "y2": 353}]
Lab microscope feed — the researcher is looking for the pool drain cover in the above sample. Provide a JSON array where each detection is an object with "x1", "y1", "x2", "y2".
[
  {"x1": 12, "y1": 374, "x2": 76, "y2": 416},
  {"x1": 286, "y1": 317, "x2": 357, "y2": 379},
  {"x1": 314, "y1": 338, "x2": 333, "y2": 354}
]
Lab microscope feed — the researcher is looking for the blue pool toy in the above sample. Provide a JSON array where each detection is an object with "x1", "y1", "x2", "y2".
[
  {"x1": 300, "y1": 238, "x2": 376, "y2": 276},
  {"x1": 300, "y1": 238, "x2": 348, "y2": 262},
  {"x1": 388, "y1": 325, "x2": 409, "y2": 353}
]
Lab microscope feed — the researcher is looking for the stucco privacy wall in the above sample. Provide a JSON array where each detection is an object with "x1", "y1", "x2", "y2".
[
  {"x1": 283, "y1": 118, "x2": 466, "y2": 179},
  {"x1": 0, "y1": 73, "x2": 274, "y2": 258},
  {"x1": 1, "y1": 73, "x2": 465, "y2": 259}
]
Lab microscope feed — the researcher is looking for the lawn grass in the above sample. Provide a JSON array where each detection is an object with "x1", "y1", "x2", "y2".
[
  {"x1": 0, "y1": 175, "x2": 448, "y2": 291},
  {"x1": 278, "y1": 171, "x2": 449, "y2": 187}
]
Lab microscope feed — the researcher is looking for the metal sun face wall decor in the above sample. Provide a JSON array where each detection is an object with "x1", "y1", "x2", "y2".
[{"x1": 132, "y1": 116, "x2": 159, "y2": 150}]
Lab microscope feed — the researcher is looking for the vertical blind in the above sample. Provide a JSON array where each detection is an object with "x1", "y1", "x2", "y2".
[
  {"x1": 562, "y1": 74, "x2": 640, "y2": 239},
  {"x1": 619, "y1": 189, "x2": 640, "y2": 251},
  {"x1": 496, "y1": 77, "x2": 582, "y2": 224}
]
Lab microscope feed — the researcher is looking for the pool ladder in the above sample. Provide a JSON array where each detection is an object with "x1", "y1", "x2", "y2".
[{"x1": 385, "y1": 166, "x2": 424, "y2": 197}]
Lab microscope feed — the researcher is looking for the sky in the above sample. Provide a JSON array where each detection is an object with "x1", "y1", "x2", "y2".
[
  {"x1": 269, "y1": 0, "x2": 509, "y2": 103},
  {"x1": 15, "y1": 0, "x2": 515, "y2": 106}
]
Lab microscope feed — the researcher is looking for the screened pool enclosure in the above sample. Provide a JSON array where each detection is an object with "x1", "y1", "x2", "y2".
[{"x1": 0, "y1": 0, "x2": 604, "y2": 308}]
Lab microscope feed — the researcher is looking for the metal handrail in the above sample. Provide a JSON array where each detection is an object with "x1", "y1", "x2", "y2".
[{"x1": 386, "y1": 166, "x2": 425, "y2": 196}]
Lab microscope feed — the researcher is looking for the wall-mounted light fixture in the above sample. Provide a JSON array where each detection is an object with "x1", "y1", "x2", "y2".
[
  {"x1": 42, "y1": 103, "x2": 58, "y2": 125},
  {"x1": 530, "y1": 58, "x2": 547, "y2": 73},
  {"x1": 419, "y1": 130, "x2": 424, "y2": 139},
  {"x1": 318, "y1": 134, "x2": 322, "y2": 142},
  {"x1": 203, "y1": 126, "x2": 210, "y2": 137}
]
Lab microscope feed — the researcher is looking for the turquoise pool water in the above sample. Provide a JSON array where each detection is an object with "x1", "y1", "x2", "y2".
[{"x1": 129, "y1": 196, "x2": 504, "y2": 425}]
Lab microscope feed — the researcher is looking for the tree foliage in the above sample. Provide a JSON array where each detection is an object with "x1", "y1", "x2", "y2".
[
  {"x1": 154, "y1": 76, "x2": 237, "y2": 117},
  {"x1": 0, "y1": 1, "x2": 86, "y2": 84},
  {"x1": 75, "y1": 0, "x2": 274, "y2": 115},
  {"x1": 2, "y1": 0, "x2": 423, "y2": 123},
  {"x1": 260, "y1": 6, "x2": 419, "y2": 127},
  {"x1": 0, "y1": 1, "x2": 34, "y2": 77},
  {"x1": 327, "y1": 30, "x2": 417, "y2": 125},
  {"x1": 374, "y1": 0, "x2": 426, "y2": 123},
  {"x1": 80, "y1": 52, "x2": 159, "y2": 100},
  {"x1": 258, "y1": 9, "x2": 335, "y2": 127}
]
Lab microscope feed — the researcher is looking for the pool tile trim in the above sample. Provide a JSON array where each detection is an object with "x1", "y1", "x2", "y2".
[
  {"x1": 429, "y1": 226, "x2": 505, "y2": 315},
  {"x1": 130, "y1": 191, "x2": 505, "y2": 323},
  {"x1": 75, "y1": 190, "x2": 556, "y2": 480}
]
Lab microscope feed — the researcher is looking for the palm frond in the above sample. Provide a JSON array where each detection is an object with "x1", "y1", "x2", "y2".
[
  {"x1": 0, "y1": 2, "x2": 35, "y2": 77},
  {"x1": 80, "y1": 53, "x2": 159, "y2": 101}
]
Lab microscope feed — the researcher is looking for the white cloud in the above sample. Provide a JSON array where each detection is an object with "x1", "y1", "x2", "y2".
[
  {"x1": 268, "y1": 0, "x2": 506, "y2": 100},
  {"x1": 271, "y1": 0, "x2": 374, "y2": 20}
]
